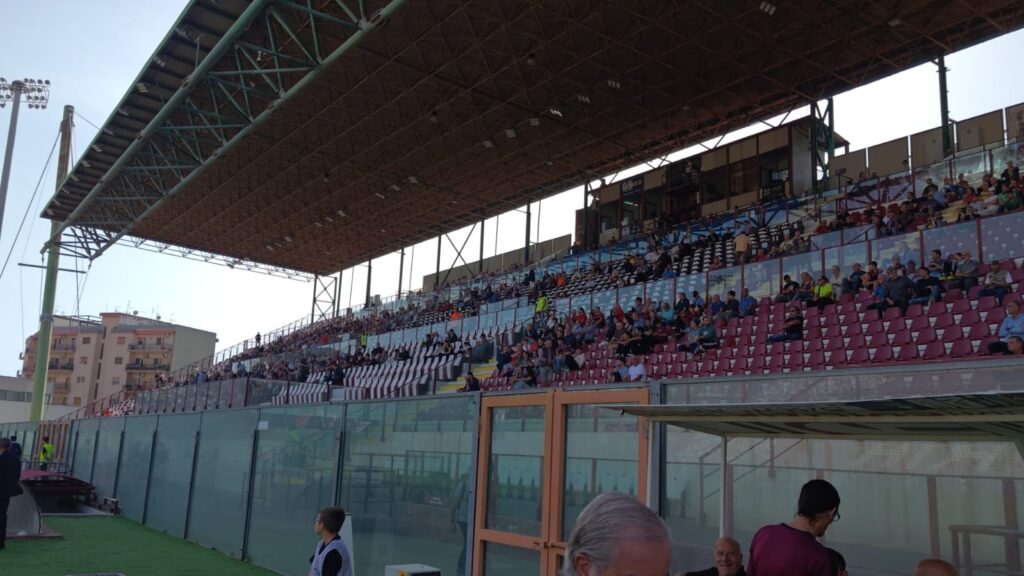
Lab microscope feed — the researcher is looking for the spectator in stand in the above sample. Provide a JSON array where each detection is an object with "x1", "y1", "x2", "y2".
[
  {"x1": 795, "y1": 272, "x2": 815, "y2": 302},
  {"x1": 691, "y1": 290, "x2": 706, "y2": 307},
  {"x1": 627, "y1": 355, "x2": 647, "y2": 382},
  {"x1": 954, "y1": 251, "x2": 980, "y2": 291},
  {"x1": 768, "y1": 307, "x2": 804, "y2": 343},
  {"x1": 775, "y1": 275, "x2": 800, "y2": 304},
  {"x1": 927, "y1": 250, "x2": 953, "y2": 278},
  {"x1": 867, "y1": 268, "x2": 916, "y2": 315},
  {"x1": 1001, "y1": 160, "x2": 1020, "y2": 186},
  {"x1": 684, "y1": 537, "x2": 746, "y2": 576},
  {"x1": 988, "y1": 299, "x2": 1024, "y2": 355},
  {"x1": 718, "y1": 291, "x2": 740, "y2": 322},
  {"x1": 734, "y1": 228, "x2": 750, "y2": 264},
  {"x1": 458, "y1": 373, "x2": 481, "y2": 393},
  {"x1": 978, "y1": 260, "x2": 1012, "y2": 304},
  {"x1": 1003, "y1": 335, "x2": 1024, "y2": 357},
  {"x1": 738, "y1": 288, "x2": 758, "y2": 317},
  {"x1": 810, "y1": 276, "x2": 834, "y2": 311},
  {"x1": 828, "y1": 266, "x2": 844, "y2": 298},
  {"x1": 863, "y1": 261, "x2": 884, "y2": 296},
  {"x1": 841, "y1": 263, "x2": 866, "y2": 294},
  {"x1": 908, "y1": 267, "x2": 942, "y2": 306},
  {"x1": 675, "y1": 292, "x2": 691, "y2": 312},
  {"x1": 747, "y1": 479, "x2": 840, "y2": 576}
]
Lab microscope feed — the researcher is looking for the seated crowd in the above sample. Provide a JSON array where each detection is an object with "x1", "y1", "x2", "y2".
[{"x1": 169, "y1": 160, "x2": 1024, "y2": 393}]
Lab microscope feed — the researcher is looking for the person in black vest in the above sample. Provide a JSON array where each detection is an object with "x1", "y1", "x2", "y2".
[
  {"x1": 684, "y1": 536, "x2": 746, "y2": 576},
  {"x1": 0, "y1": 437, "x2": 25, "y2": 550},
  {"x1": 7, "y1": 436, "x2": 22, "y2": 461}
]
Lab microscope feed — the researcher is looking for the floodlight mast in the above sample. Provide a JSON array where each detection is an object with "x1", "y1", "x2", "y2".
[{"x1": 0, "y1": 77, "x2": 51, "y2": 245}]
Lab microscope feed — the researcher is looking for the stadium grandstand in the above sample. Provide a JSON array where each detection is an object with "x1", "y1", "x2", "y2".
[{"x1": 5, "y1": 1, "x2": 1024, "y2": 576}]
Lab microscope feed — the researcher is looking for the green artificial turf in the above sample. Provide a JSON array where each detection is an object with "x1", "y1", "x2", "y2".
[{"x1": 0, "y1": 516, "x2": 276, "y2": 576}]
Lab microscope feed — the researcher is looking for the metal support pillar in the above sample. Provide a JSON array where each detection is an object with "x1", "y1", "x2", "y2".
[
  {"x1": 333, "y1": 270, "x2": 342, "y2": 317},
  {"x1": 478, "y1": 218, "x2": 485, "y2": 274},
  {"x1": 397, "y1": 248, "x2": 405, "y2": 299},
  {"x1": 523, "y1": 202, "x2": 532, "y2": 265},
  {"x1": 0, "y1": 81, "x2": 25, "y2": 244},
  {"x1": 583, "y1": 179, "x2": 591, "y2": 250},
  {"x1": 810, "y1": 98, "x2": 835, "y2": 196},
  {"x1": 310, "y1": 274, "x2": 338, "y2": 323},
  {"x1": 938, "y1": 55, "x2": 952, "y2": 158},
  {"x1": 30, "y1": 104, "x2": 74, "y2": 422},
  {"x1": 435, "y1": 235, "x2": 442, "y2": 288},
  {"x1": 364, "y1": 259, "x2": 373, "y2": 307}
]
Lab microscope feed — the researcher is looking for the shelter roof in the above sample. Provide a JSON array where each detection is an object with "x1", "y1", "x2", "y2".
[{"x1": 45, "y1": 0, "x2": 1024, "y2": 274}]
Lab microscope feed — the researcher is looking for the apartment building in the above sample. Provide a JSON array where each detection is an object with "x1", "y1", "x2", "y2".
[{"x1": 20, "y1": 313, "x2": 216, "y2": 407}]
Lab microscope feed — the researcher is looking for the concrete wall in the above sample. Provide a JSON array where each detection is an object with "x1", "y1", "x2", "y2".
[
  {"x1": 0, "y1": 400, "x2": 76, "y2": 424},
  {"x1": 169, "y1": 325, "x2": 218, "y2": 373}
]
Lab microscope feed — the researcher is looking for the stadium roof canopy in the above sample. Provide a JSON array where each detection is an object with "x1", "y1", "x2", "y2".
[{"x1": 44, "y1": 0, "x2": 1024, "y2": 276}]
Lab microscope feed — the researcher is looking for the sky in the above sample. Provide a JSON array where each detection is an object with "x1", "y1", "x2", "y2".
[{"x1": 0, "y1": 2, "x2": 1021, "y2": 377}]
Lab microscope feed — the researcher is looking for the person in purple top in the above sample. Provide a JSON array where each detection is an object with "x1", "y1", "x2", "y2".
[{"x1": 747, "y1": 479, "x2": 840, "y2": 576}]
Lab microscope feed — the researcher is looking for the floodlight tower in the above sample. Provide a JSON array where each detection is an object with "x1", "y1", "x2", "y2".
[{"x1": 0, "y1": 77, "x2": 51, "y2": 243}]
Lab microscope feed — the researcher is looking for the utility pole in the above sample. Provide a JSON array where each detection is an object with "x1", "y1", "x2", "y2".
[
  {"x1": 30, "y1": 103, "x2": 71, "y2": 422},
  {"x1": 0, "y1": 78, "x2": 51, "y2": 244}
]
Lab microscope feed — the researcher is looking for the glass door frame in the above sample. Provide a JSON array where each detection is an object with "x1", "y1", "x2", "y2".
[{"x1": 473, "y1": 387, "x2": 650, "y2": 576}]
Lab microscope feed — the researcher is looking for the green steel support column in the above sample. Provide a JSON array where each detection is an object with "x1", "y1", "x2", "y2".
[
  {"x1": 938, "y1": 56, "x2": 952, "y2": 158},
  {"x1": 31, "y1": 104, "x2": 74, "y2": 422},
  {"x1": 523, "y1": 202, "x2": 532, "y2": 265}
]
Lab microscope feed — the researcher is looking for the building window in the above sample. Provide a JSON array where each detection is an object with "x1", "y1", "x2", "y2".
[
  {"x1": 73, "y1": 397, "x2": 82, "y2": 406},
  {"x1": 112, "y1": 377, "x2": 120, "y2": 386},
  {"x1": 76, "y1": 377, "x2": 84, "y2": 384},
  {"x1": 80, "y1": 356, "x2": 88, "y2": 365},
  {"x1": 82, "y1": 337, "x2": 91, "y2": 344},
  {"x1": 156, "y1": 337, "x2": 163, "y2": 345},
  {"x1": 117, "y1": 336, "x2": 126, "y2": 345},
  {"x1": 114, "y1": 357, "x2": 123, "y2": 365}
]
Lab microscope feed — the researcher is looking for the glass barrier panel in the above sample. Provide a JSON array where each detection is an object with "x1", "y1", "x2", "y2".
[
  {"x1": 953, "y1": 148, "x2": 989, "y2": 183},
  {"x1": 981, "y1": 211, "x2": 1024, "y2": 262},
  {"x1": 554, "y1": 298, "x2": 571, "y2": 317},
  {"x1": 247, "y1": 404, "x2": 343, "y2": 576},
  {"x1": 231, "y1": 380, "x2": 246, "y2": 408},
  {"x1": 174, "y1": 386, "x2": 187, "y2": 412},
  {"x1": 782, "y1": 252, "x2": 820, "y2": 285},
  {"x1": 145, "y1": 412, "x2": 201, "y2": 538},
  {"x1": 872, "y1": 233, "x2": 922, "y2": 270},
  {"x1": 117, "y1": 415, "x2": 157, "y2": 522},
  {"x1": 615, "y1": 284, "x2": 642, "y2": 310},
  {"x1": 484, "y1": 542, "x2": 541, "y2": 576},
  {"x1": 188, "y1": 409, "x2": 260, "y2": 558},
  {"x1": 247, "y1": 380, "x2": 286, "y2": 407},
  {"x1": 92, "y1": 417, "x2": 125, "y2": 499},
  {"x1": 824, "y1": 241, "x2": 869, "y2": 279},
  {"x1": 707, "y1": 266, "x2": 741, "y2": 300},
  {"x1": 478, "y1": 312, "x2": 496, "y2": 331},
  {"x1": 677, "y1": 272, "x2": 708, "y2": 303},
  {"x1": 842, "y1": 224, "x2": 876, "y2": 245},
  {"x1": 880, "y1": 171, "x2": 914, "y2": 204},
  {"x1": 922, "y1": 221, "x2": 978, "y2": 265},
  {"x1": 663, "y1": 427, "x2": 723, "y2": 575},
  {"x1": 461, "y1": 315, "x2": 479, "y2": 335},
  {"x1": 562, "y1": 403, "x2": 640, "y2": 541},
  {"x1": 591, "y1": 289, "x2": 617, "y2": 315},
  {"x1": 991, "y1": 141, "x2": 1024, "y2": 176},
  {"x1": 570, "y1": 292, "x2": 592, "y2": 312},
  {"x1": 498, "y1": 308, "x2": 516, "y2": 330},
  {"x1": 341, "y1": 396, "x2": 476, "y2": 576},
  {"x1": 811, "y1": 229, "x2": 843, "y2": 250},
  {"x1": 912, "y1": 164, "x2": 948, "y2": 196},
  {"x1": 218, "y1": 381, "x2": 234, "y2": 410},
  {"x1": 515, "y1": 305, "x2": 534, "y2": 325},
  {"x1": 71, "y1": 418, "x2": 98, "y2": 482},
  {"x1": 486, "y1": 404, "x2": 546, "y2": 538},
  {"x1": 743, "y1": 259, "x2": 781, "y2": 299},
  {"x1": 646, "y1": 278, "x2": 677, "y2": 308}
]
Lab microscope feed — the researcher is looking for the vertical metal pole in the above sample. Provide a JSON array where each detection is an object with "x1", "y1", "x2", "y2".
[
  {"x1": 435, "y1": 235, "x2": 442, "y2": 288},
  {"x1": 310, "y1": 274, "x2": 320, "y2": 323},
  {"x1": 478, "y1": 218, "x2": 485, "y2": 274},
  {"x1": 333, "y1": 270, "x2": 342, "y2": 318},
  {"x1": 183, "y1": 427, "x2": 202, "y2": 539},
  {"x1": 30, "y1": 104, "x2": 73, "y2": 422},
  {"x1": 583, "y1": 180, "x2": 591, "y2": 250},
  {"x1": 241, "y1": 424, "x2": 260, "y2": 560},
  {"x1": 408, "y1": 243, "x2": 415, "y2": 294},
  {"x1": 397, "y1": 248, "x2": 405, "y2": 299},
  {"x1": 938, "y1": 56, "x2": 952, "y2": 158},
  {"x1": 0, "y1": 80, "x2": 26, "y2": 243},
  {"x1": 523, "y1": 202, "x2": 532, "y2": 264},
  {"x1": 364, "y1": 259, "x2": 373, "y2": 307},
  {"x1": 719, "y1": 436, "x2": 730, "y2": 537}
]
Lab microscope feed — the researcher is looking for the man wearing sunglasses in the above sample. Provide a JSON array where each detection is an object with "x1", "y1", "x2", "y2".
[{"x1": 747, "y1": 479, "x2": 841, "y2": 576}]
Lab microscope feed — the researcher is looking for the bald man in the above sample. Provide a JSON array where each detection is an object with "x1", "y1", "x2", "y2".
[
  {"x1": 913, "y1": 559, "x2": 957, "y2": 576},
  {"x1": 685, "y1": 537, "x2": 746, "y2": 576}
]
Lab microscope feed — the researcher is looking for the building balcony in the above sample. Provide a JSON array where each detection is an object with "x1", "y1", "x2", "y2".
[
  {"x1": 52, "y1": 382, "x2": 71, "y2": 393},
  {"x1": 126, "y1": 363, "x2": 170, "y2": 372},
  {"x1": 129, "y1": 343, "x2": 171, "y2": 352},
  {"x1": 52, "y1": 343, "x2": 77, "y2": 352},
  {"x1": 47, "y1": 362, "x2": 74, "y2": 371}
]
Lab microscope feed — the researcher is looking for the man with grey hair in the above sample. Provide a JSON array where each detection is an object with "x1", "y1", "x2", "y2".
[
  {"x1": 563, "y1": 492, "x2": 672, "y2": 576},
  {"x1": 685, "y1": 537, "x2": 745, "y2": 576}
]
